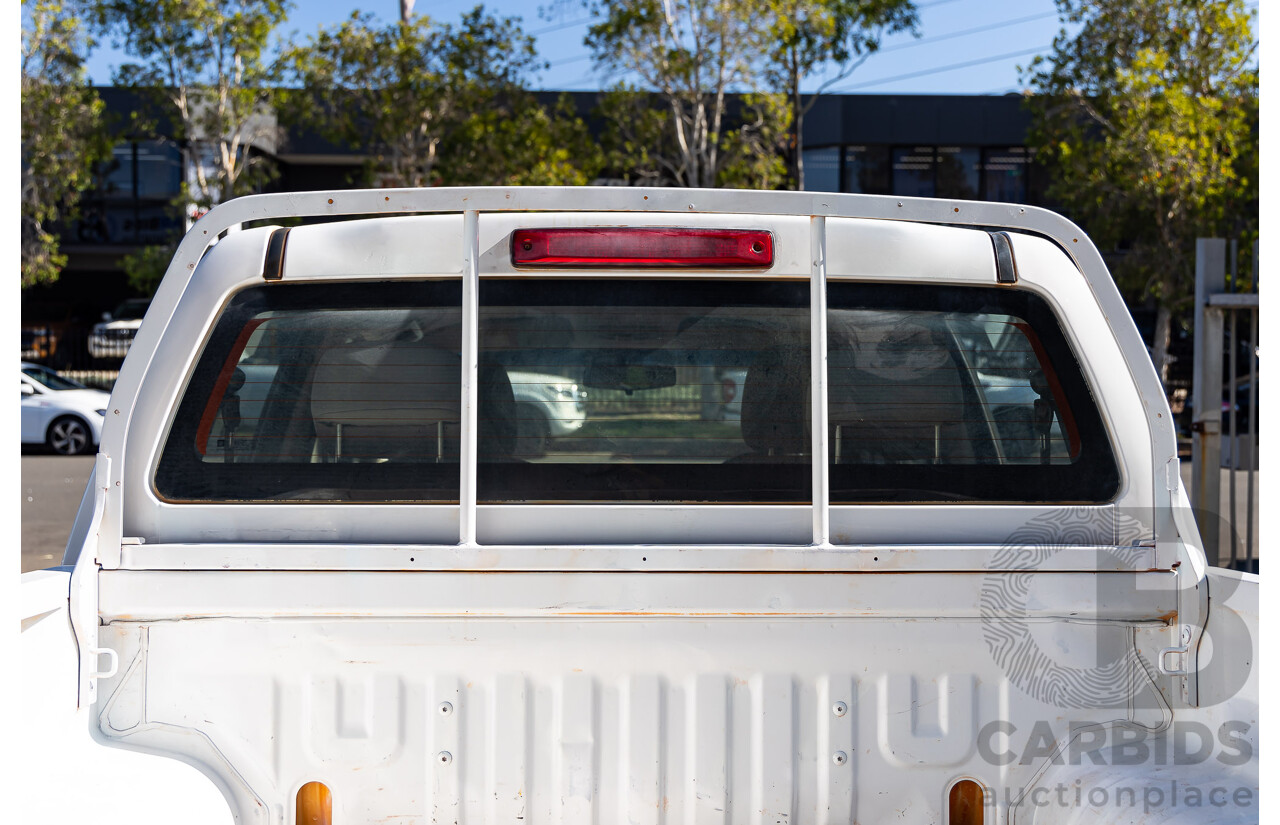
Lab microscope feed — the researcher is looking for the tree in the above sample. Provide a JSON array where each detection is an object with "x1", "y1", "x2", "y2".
[
  {"x1": 717, "y1": 93, "x2": 790, "y2": 190},
  {"x1": 94, "y1": 0, "x2": 290, "y2": 214},
  {"x1": 282, "y1": 7, "x2": 582, "y2": 188},
  {"x1": 586, "y1": 0, "x2": 772, "y2": 188},
  {"x1": 21, "y1": 0, "x2": 107, "y2": 288},
  {"x1": 443, "y1": 93, "x2": 604, "y2": 186},
  {"x1": 761, "y1": 0, "x2": 917, "y2": 189},
  {"x1": 1024, "y1": 0, "x2": 1258, "y2": 384}
]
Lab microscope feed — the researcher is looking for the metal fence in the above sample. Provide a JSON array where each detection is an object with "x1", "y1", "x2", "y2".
[
  {"x1": 1190, "y1": 238, "x2": 1259, "y2": 573},
  {"x1": 57, "y1": 370, "x2": 121, "y2": 391}
]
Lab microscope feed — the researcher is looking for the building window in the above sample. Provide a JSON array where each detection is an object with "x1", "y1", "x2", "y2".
[
  {"x1": 892, "y1": 147, "x2": 936, "y2": 197},
  {"x1": 842, "y1": 145, "x2": 890, "y2": 195},
  {"x1": 982, "y1": 146, "x2": 1029, "y2": 203},
  {"x1": 936, "y1": 146, "x2": 980, "y2": 200},
  {"x1": 102, "y1": 145, "x2": 135, "y2": 200},
  {"x1": 801, "y1": 146, "x2": 841, "y2": 192},
  {"x1": 136, "y1": 141, "x2": 184, "y2": 200}
]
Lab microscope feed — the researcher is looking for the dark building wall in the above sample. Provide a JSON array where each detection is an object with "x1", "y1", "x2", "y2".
[{"x1": 805, "y1": 93, "x2": 1030, "y2": 146}]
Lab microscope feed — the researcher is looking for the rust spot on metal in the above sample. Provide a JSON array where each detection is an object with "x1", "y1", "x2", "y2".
[{"x1": 1158, "y1": 610, "x2": 1178, "y2": 624}]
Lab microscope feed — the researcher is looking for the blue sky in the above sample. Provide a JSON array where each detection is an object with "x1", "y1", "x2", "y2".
[{"x1": 84, "y1": 0, "x2": 1085, "y2": 95}]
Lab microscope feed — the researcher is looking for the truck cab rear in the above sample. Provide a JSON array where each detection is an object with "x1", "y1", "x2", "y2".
[{"x1": 43, "y1": 187, "x2": 1256, "y2": 823}]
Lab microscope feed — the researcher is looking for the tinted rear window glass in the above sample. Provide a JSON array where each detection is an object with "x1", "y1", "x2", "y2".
[
  {"x1": 155, "y1": 281, "x2": 463, "y2": 502},
  {"x1": 478, "y1": 279, "x2": 811, "y2": 503},
  {"x1": 827, "y1": 283, "x2": 1119, "y2": 502}
]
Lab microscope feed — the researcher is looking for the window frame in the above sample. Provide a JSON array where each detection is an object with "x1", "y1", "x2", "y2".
[{"x1": 114, "y1": 207, "x2": 1156, "y2": 571}]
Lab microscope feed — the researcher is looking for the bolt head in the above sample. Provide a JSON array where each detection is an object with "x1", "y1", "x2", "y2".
[
  {"x1": 832, "y1": 701, "x2": 848, "y2": 717},
  {"x1": 832, "y1": 751, "x2": 848, "y2": 765}
]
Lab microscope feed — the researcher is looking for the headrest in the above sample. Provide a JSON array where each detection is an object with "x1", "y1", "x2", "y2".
[
  {"x1": 740, "y1": 346, "x2": 810, "y2": 455},
  {"x1": 828, "y1": 317, "x2": 972, "y2": 463},
  {"x1": 311, "y1": 344, "x2": 461, "y2": 427},
  {"x1": 310, "y1": 345, "x2": 519, "y2": 462}
]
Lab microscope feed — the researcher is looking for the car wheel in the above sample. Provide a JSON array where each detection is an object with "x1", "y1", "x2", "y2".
[
  {"x1": 515, "y1": 404, "x2": 549, "y2": 458},
  {"x1": 47, "y1": 416, "x2": 92, "y2": 456}
]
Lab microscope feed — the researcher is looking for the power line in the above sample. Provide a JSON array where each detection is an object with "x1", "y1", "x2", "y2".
[
  {"x1": 876, "y1": 11, "x2": 1058, "y2": 54},
  {"x1": 832, "y1": 44, "x2": 1052, "y2": 92},
  {"x1": 548, "y1": 54, "x2": 591, "y2": 69},
  {"x1": 533, "y1": 0, "x2": 964, "y2": 39},
  {"x1": 550, "y1": 10, "x2": 1055, "y2": 74},
  {"x1": 528, "y1": 16, "x2": 592, "y2": 37}
]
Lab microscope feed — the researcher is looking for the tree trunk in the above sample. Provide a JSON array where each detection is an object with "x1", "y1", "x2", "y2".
[
  {"x1": 789, "y1": 55, "x2": 802, "y2": 191},
  {"x1": 1152, "y1": 301, "x2": 1173, "y2": 389},
  {"x1": 794, "y1": 103, "x2": 805, "y2": 191}
]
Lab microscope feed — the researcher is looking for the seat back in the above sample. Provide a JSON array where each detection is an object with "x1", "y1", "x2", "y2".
[{"x1": 737, "y1": 346, "x2": 810, "y2": 460}]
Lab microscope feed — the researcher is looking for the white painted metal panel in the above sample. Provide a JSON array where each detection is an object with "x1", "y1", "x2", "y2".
[
  {"x1": 60, "y1": 188, "x2": 1240, "y2": 825},
  {"x1": 92, "y1": 610, "x2": 1170, "y2": 824}
]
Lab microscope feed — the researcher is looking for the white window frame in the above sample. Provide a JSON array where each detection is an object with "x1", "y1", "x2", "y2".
[{"x1": 94, "y1": 188, "x2": 1173, "y2": 573}]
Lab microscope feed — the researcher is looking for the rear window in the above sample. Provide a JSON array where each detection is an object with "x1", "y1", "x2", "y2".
[
  {"x1": 827, "y1": 283, "x2": 1118, "y2": 502},
  {"x1": 156, "y1": 281, "x2": 464, "y2": 502},
  {"x1": 155, "y1": 278, "x2": 1117, "y2": 505},
  {"x1": 478, "y1": 279, "x2": 811, "y2": 502}
]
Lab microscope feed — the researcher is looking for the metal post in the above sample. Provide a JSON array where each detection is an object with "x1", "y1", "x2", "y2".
[
  {"x1": 810, "y1": 216, "x2": 830, "y2": 547},
  {"x1": 1228, "y1": 310, "x2": 1237, "y2": 566},
  {"x1": 1246, "y1": 308, "x2": 1256, "y2": 570},
  {"x1": 1191, "y1": 238, "x2": 1226, "y2": 565},
  {"x1": 459, "y1": 210, "x2": 480, "y2": 546}
]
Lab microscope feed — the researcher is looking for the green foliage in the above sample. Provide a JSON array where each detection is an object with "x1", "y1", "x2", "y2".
[
  {"x1": 586, "y1": 0, "x2": 774, "y2": 188},
  {"x1": 760, "y1": 0, "x2": 917, "y2": 189},
  {"x1": 443, "y1": 94, "x2": 604, "y2": 186},
  {"x1": 94, "y1": 0, "x2": 290, "y2": 209},
  {"x1": 717, "y1": 93, "x2": 791, "y2": 190},
  {"x1": 120, "y1": 242, "x2": 176, "y2": 296},
  {"x1": 593, "y1": 86, "x2": 679, "y2": 186},
  {"x1": 1024, "y1": 0, "x2": 1258, "y2": 376},
  {"x1": 282, "y1": 7, "x2": 592, "y2": 187},
  {"x1": 22, "y1": 0, "x2": 108, "y2": 288}
]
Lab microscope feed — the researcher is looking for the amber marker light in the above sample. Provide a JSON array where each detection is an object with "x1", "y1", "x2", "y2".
[
  {"x1": 296, "y1": 781, "x2": 332, "y2": 825},
  {"x1": 511, "y1": 227, "x2": 774, "y2": 268},
  {"x1": 948, "y1": 778, "x2": 985, "y2": 825}
]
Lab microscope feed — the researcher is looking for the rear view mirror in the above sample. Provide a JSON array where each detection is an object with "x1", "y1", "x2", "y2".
[
  {"x1": 583, "y1": 362, "x2": 677, "y2": 394},
  {"x1": 21, "y1": 382, "x2": 35, "y2": 396}
]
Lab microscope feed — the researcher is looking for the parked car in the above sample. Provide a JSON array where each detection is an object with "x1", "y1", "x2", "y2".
[
  {"x1": 88, "y1": 298, "x2": 151, "y2": 359},
  {"x1": 507, "y1": 370, "x2": 587, "y2": 456},
  {"x1": 20, "y1": 362, "x2": 109, "y2": 455},
  {"x1": 21, "y1": 325, "x2": 57, "y2": 362}
]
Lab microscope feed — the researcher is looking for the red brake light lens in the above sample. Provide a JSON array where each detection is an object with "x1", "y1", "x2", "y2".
[{"x1": 511, "y1": 227, "x2": 774, "y2": 268}]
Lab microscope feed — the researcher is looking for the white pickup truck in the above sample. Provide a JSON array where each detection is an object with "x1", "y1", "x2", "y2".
[{"x1": 20, "y1": 187, "x2": 1257, "y2": 824}]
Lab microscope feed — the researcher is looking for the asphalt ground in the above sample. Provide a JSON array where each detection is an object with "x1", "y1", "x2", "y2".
[
  {"x1": 21, "y1": 452, "x2": 94, "y2": 573},
  {"x1": 19, "y1": 454, "x2": 1260, "y2": 574}
]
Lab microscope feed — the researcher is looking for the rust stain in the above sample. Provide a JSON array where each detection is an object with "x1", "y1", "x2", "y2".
[{"x1": 1158, "y1": 610, "x2": 1178, "y2": 625}]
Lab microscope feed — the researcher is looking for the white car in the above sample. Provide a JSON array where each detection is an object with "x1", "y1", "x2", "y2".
[
  {"x1": 20, "y1": 363, "x2": 110, "y2": 455},
  {"x1": 507, "y1": 370, "x2": 587, "y2": 455},
  {"x1": 88, "y1": 298, "x2": 150, "y2": 359}
]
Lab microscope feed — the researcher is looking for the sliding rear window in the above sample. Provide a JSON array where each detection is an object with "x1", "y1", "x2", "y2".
[
  {"x1": 827, "y1": 283, "x2": 1119, "y2": 503},
  {"x1": 478, "y1": 279, "x2": 811, "y2": 503}
]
